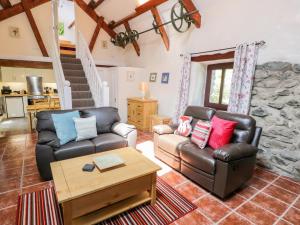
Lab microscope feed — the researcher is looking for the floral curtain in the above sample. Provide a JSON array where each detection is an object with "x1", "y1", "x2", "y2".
[
  {"x1": 227, "y1": 42, "x2": 259, "y2": 114},
  {"x1": 174, "y1": 54, "x2": 192, "y2": 122}
]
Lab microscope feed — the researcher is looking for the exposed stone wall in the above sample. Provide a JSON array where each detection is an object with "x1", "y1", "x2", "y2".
[{"x1": 250, "y1": 62, "x2": 300, "y2": 180}]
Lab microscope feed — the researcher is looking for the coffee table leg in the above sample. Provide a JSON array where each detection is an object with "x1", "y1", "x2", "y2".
[
  {"x1": 150, "y1": 174, "x2": 157, "y2": 205},
  {"x1": 62, "y1": 201, "x2": 72, "y2": 225}
]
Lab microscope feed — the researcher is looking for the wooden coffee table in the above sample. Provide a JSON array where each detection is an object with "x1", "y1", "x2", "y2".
[{"x1": 50, "y1": 147, "x2": 161, "y2": 225}]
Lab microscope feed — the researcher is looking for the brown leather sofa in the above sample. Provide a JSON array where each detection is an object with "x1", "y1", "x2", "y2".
[{"x1": 154, "y1": 106, "x2": 262, "y2": 199}]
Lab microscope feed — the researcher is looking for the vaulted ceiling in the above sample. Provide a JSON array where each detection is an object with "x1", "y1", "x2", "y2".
[
  {"x1": 76, "y1": 0, "x2": 201, "y2": 56},
  {"x1": 0, "y1": 0, "x2": 201, "y2": 57},
  {"x1": 0, "y1": 0, "x2": 50, "y2": 56}
]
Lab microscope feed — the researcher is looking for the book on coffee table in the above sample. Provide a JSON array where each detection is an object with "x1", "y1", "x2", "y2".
[{"x1": 93, "y1": 154, "x2": 125, "y2": 170}]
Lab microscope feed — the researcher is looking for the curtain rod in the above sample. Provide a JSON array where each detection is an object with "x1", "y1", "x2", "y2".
[{"x1": 181, "y1": 41, "x2": 266, "y2": 57}]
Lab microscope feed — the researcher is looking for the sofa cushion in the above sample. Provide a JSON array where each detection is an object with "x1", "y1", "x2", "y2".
[
  {"x1": 215, "y1": 111, "x2": 256, "y2": 144},
  {"x1": 54, "y1": 140, "x2": 95, "y2": 160},
  {"x1": 179, "y1": 142, "x2": 216, "y2": 175},
  {"x1": 36, "y1": 109, "x2": 77, "y2": 132},
  {"x1": 184, "y1": 106, "x2": 216, "y2": 129},
  {"x1": 74, "y1": 116, "x2": 97, "y2": 141},
  {"x1": 208, "y1": 116, "x2": 237, "y2": 149},
  {"x1": 52, "y1": 111, "x2": 80, "y2": 145},
  {"x1": 91, "y1": 133, "x2": 127, "y2": 152},
  {"x1": 80, "y1": 107, "x2": 120, "y2": 134},
  {"x1": 158, "y1": 134, "x2": 189, "y2": 157},
  {"x1": 37, "y1": 131, "x2": 60, "y2": 148}
]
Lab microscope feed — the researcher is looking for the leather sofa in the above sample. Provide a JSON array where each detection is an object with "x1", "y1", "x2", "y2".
[
  {"x1": 35, "y1": 107, "x2": 137, "y2": 180},
  {"x1": 154, "y1": 106, "x2": 262, "y2": 198}
]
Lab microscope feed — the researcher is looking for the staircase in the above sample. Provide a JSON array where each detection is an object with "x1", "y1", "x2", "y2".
[{"x1": 60, "y1": 54, "x2": 95, "y2": 108}]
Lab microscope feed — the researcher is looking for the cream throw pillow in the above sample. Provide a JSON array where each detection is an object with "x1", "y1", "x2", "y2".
[{"x1": 73, "y1": 116, "x2": 97, "y2": 141}]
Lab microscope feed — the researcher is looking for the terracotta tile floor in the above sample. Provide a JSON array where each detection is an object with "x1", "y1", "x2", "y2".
[{"x1": 0, "y1": 131, "x2": 300, "y2": 225}]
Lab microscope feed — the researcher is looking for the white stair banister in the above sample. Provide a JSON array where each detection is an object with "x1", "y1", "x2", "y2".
[
  {"x1": 51, "y1": 0, "x2": 72, "y2": 109},
  {"x1": 76, "y1": 31, "x2": 109, "y2": 107}
]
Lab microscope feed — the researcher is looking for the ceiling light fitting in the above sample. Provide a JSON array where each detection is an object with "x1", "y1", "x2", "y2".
[{"x1": 111, "y1": 0, "x2": 198, "y2": 47}]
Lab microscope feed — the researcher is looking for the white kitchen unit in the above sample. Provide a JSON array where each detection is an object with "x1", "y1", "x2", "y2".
[
  {"x1": 5, "y1": 96, "x2": 25, "y2": 118},
  {"x1": 1, "y1": 67, "x2": 56, "y2": 83}
]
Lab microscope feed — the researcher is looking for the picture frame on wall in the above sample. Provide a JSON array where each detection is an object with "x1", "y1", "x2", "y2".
[
  {"x1": 149, "y1": 73, "x2": 157, "y2": 82},
  {"x1": 161, "y1": 73, "x2": 169, "y2": 84}
]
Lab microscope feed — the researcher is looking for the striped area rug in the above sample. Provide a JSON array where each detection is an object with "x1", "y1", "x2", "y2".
[
  {"x1": 17, "y1": 187, "x2": 63, "y2": 225},
  {"x1": 17, "y1": 178, "x2": 196, "y2": 225}
]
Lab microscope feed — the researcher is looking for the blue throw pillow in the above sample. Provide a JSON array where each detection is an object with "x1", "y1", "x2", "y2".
[{"x1": 51, "y1": 111, "x2": 80, "y2": 145}]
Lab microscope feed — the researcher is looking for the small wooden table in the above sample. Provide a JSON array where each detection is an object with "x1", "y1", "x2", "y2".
[{"x1": 51, "y1": 147, "x2": 161, "y2": 225}]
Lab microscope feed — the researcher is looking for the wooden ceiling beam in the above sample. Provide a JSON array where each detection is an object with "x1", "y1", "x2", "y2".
[
  {"x1": 135, "y1": 0, "x2": 167, "y2": 14},
  {"x1": 89, "y1": 17, "x2": 104, "y2": 52},
  {"x1": 0, "y1": 59, "x2": 52, "y2": 69},
  {"x1": 151, "y1": 7, "x2": 169, "y2": 51},
  {"x1": 21, "y1": 0, "x2": 48, "y2": 57},
  {"x1": 124, "y1": 21, "x2": 140, "y2": 56},
  {"x1": 0, "y1": 0, "x2": 50, "y2": 22},
  {"x1": 88, "y1": 0, "x2": 105, "y2": 10},
  {"x1": 181, "y1": 0, "x2": 201, "y2": 28},
  {"x1": 191, "y1": 51, "x2": 235, "y2": 62},
  {"x1": 111, "y1": 0, "x2": 167, "y2": 29},
  {"x1": 75, "y1": 0, "x2": 116, "y2": 38},
  {"x1": 0, "y1": 0, "x2": 12, "y2": 9}
]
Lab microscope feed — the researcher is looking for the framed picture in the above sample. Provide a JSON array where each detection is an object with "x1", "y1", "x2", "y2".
[
  {"x1": 161, "y1": 73, "x2": 169, "y2": 84},
  {"x1": 126, "y1": 71, "x2": 135, "y2": 81},
  {"x1": 149, "y1": 73, "x2": 157, "y2": 82}
]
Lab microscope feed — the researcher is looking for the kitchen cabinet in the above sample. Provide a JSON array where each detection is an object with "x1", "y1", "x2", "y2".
[
  {"x1": 1, "y1": 67, "x2": 55, "y2": 83},
  {"x1": 5, "y1": 96, "x2": 25, "y2": 118}
]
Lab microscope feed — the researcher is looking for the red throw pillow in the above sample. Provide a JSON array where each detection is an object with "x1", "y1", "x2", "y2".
[
  {"x1": 208, "y1": 116, "x2": 237, "y2": 149},
  {"x1": 191, "y1": 120, "x2": 212, "y2": 149}
]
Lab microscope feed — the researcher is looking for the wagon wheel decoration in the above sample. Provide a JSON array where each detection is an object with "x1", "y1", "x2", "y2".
[
  {"x1": 171, "y1": 0, "x2": 193, "y2": 33},
  {"x1": 111, "y1": 32, "x2": 128, "y2": 47},
  {"x1": 127, "y1": 30, "x2": 139, "y2": 43}
]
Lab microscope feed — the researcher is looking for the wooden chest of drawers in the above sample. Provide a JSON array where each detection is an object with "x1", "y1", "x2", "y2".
[{"x1": 127, "y1": 98, "x2": 158, "y2": 132}]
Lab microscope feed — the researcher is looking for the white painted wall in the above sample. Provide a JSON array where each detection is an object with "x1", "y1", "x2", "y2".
[
  {"x1": 75, "y1": 5, "x2": 127, "y2": 66},
  {"x1": 122, "y1": 0, "x2": 300, "y2": 118},
  {"x1": 98, "y1": 67, "x2": 147, "y2": 122},
  {"x1": 58, "y1": 0, "x2": 75, "y2": 43},
  {"x1": 0, "y1": 3, "x2": 52, "y2": 58}
]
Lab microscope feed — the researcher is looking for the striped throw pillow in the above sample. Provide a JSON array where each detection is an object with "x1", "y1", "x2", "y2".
[{"x1": 191, "y1": 120, "x2": 212, "y2": 149}]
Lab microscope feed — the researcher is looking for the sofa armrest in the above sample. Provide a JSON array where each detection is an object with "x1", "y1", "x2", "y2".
[
  {"x1": 251, "y1": 126, "x2": 262, "y2": 147},
  {"x1": 112, "y1": 122, "x2": 137, "y2": 148},
  {"x1": 153, "y1": 124, "x2": 177, "y2": 135},
  {"x1": 37, "y1": 131, "x2": 60, "y2": 148},
  {"x1": 36, "y1": 144, "x2": 55, "y2": 180},
  {"x1": 213, "y1": 143, "x2": 258, "y2": 162}
]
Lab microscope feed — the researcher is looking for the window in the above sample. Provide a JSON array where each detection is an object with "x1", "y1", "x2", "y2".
[{"x1": 204, "y1": 63, "x2": 233, "y2": 110}]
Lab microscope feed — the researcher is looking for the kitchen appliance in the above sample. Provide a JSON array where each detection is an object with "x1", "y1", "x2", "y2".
[
  {"x1": 5, "y1": 96, "x2": 25, "y2": 118},
  {"x1": 1, "y1": 86, "x2": 12, "y2": 95},
  {"x1": 26, "y1": 76, "x2": 43, "y2": 95}
]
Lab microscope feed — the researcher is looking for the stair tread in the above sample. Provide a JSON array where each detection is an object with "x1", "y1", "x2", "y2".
[
  {"x1": 72, "y1": 91, "x2": 91, "y2": 94},
  {"x1": 72, "y1": 98, "x2": 94, "y2": 101}
]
